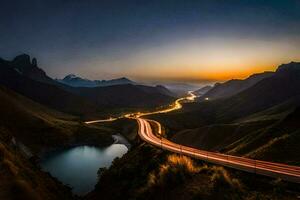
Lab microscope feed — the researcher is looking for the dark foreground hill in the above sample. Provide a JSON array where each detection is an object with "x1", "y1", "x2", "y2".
[
  {"x1": 0, "y1": 85, "x2": 115, "y2": 200},
  {"x1": 0, "y1": 132, "x2": 74, "y2": 200}
]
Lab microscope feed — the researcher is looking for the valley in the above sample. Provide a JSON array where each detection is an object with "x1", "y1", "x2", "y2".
[
  {"x1": 2, "y1": 2, "x2": 300, "y2": 199},
  {"x1": 0, "y1": 55, "x2": 300, "y2": 199}
]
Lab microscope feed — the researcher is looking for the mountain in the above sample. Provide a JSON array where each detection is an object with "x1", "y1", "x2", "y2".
[
  {"x1": 0, "y1": 54, "x2": 175, "y2": 118},
  {"x1": 162, "y1": 83, "x2": 201, "y2": 96},
  {"x1": 75, "y1": 84, "x2": 175, "y2": 108},
  {"x1": 194, "y1": 85, "x2": 212, "y2": 96},
  {"x1": 10, "y1": 54, "x2": 62, "y2": 86},
  {"x1": 152, "y1": 62, "x2": 300, "y2": 165},
  {"x1": 57, "y1": 74, "x2": 136, "y2": 87},
  {"x1": 217, "y1": 62, "x2": 300, "y2": 121},
  {"x1": 160, "y1": 62, "x2": 300, "y2": 125},
  {"x1": 153, "y1": 85, "x2": 176, "y2": 97},
  {"x1": 198, "y1": 71, "x2": 274, "y2": 101},
  {"x1": 0, "y1": 57, "x2": 102, "y2": 118},
  {"x1": 0, "y1": 85, "x2": 113, "y2": 153}
]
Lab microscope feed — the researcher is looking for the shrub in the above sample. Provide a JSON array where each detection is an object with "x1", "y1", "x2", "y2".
[
  {"x1": 210, "y1": 166, "x2": 242, "y2": 190},
  {"x1": 146, "y1": 154, "x2": 200, "y2": 189}
]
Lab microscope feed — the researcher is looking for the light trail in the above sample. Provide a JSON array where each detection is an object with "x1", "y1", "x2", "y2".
[
  {"x1": 137, "y1": 118, "x2": 300, "y2": 183},
  {"x1": 85, "y1": 91, "x2": 195, "y2": 124},
  {"x1": 84, "y1": 117, "x2": 118, "y2": 124},
  {"x1": 85, "y1": 91, "x2": 300, "y2": 183}
]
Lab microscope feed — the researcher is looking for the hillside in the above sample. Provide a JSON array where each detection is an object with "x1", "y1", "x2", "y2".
[
  {"x1": 0, "y1": 55, "x2": 175, "y2": 118},
  {"x1": 88, "y1": 143, "x2": 300, "y2": 200},
  {"x1": 0, "y1": 57, "x2": 103, "y2": 118},
  {"x1": 75, "y1": 84, "x2": 175, "y2": 109},
  {"x1": 0, "y1": 86, "x2": 114, "y2": 200},
  {"x1": 155, "y1": 62, "x2": 300, "y2": 125},
  {"x1": 0, "y1": 131, "x2": 74, "y2": 200},
  {"x1": 171, "y1": 106, "x2": 300, "y2": 165},
  {"x1": 194, "y1": 85, "x2": 212, "y2": 96},
  {"x1": 150, "y1": 62, "x2": 300, "y2": 166},
  {"x1": 0, "y1": 86, "x2": 113, "y2": 153},
  {"x1": 199, "y1": 71, "x2": 274, "y2": 101},
  {"x1": 216, "y1": 62, "x2": 300, "y2": 121}
]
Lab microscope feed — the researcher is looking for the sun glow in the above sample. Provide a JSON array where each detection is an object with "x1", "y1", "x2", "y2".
[{"x1": 90, "y1": 37, "x2": 300, "y2": 82}]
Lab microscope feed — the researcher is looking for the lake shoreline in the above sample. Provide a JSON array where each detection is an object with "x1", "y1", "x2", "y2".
[
  {"x1": 40, "y1": 141, "x2": 129, "y2": 195},
  {"x1": 38, "y1": 133, "x2": 130, "y2": 159}
]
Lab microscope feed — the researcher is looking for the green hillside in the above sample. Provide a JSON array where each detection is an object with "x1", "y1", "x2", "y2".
[{"x1": 0, "y1": 86, "x2": 113, "y2": 153}]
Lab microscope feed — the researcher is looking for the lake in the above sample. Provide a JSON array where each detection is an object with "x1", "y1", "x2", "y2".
[{"x1": 40, "y1": 143, "x2": 128, "y2": 195}]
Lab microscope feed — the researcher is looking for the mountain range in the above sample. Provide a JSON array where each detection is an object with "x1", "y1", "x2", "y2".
[
  {"x1": 0, "y1": 54, "x2": 175, "y2": 119},
  {"x1": 152, "y1": 61, "x2": 300, "y2": 165},
  {"x1": 1, "y1": 54, "x2": 300, "y2": 199},
  {"x1": 198, "y1": 71, "x2": 274, "y2": 100},
  {"x1": 56, "y1": 74, "x2": 136, "y2": 87}
]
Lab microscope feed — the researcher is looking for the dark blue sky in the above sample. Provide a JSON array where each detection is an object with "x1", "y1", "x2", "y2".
[{"x1": 1, "y1": 0, "x2": 300, "y2": 82}]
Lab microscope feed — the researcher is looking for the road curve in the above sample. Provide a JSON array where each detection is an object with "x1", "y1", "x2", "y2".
[
  {"x1": 137, "y1": 118, "x2": 300, "y2": 183},
  {"x1": 86, "y1": 91, "x2": 300, "y2": 183}
]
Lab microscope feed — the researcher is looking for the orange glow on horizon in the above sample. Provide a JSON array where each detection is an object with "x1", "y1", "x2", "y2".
[
  {"x1": 77, "y1": 37, "x2": 300, "y2": 83},
  {"x1": 195, "y1": 65, "x2": 275, "y2": 81},
  {"x1": 128, "y1": 63, "x2": 277, "y2": 83}
]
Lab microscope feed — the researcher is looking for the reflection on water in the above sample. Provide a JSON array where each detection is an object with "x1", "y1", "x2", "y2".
[{"x1": 41, "y1": 144, "x2": 128, "y2": 195}]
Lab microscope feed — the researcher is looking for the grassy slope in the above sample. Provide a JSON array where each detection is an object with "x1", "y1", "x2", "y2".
[
  {"x1": 0, "y1": 129, "x2": 74, "y2": 200},
  {"x1": 226, "y1": 107, "x2": 300, "y2": 165},
  {"x1": 0, "y1": 86, "x2": 113, "y2": 154},
  {"x1": 154, "y1": 102, "x2": 300, "y2": 165},
  {"x1": 87, "y1": 144, "x2": 300, "y2": 200},
  {"x1": 171, "y1": 120, "x2": 275, "y2": 151}
]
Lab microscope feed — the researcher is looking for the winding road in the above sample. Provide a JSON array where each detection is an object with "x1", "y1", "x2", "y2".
[{"x1": 86, "y1": 91, "x2": 300, "y2": 183}]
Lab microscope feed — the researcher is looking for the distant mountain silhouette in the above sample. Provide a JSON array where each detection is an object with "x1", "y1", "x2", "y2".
[
  {"x1": 157, "y1": 62, "x2": 300, "y2": 126},
  {"x1": 162, "y1": 83, "x2": 201, "y2": 96},
  {"x1": 194, "y1": 85, "x2": 212, "y2": 96},
  {"x1": 75, "y1": 84, "x2": 175, "y2": 108},
  {"x1": 0, "y1": 54, "x2": 175, "y2": 118},
  {"x1": 180, "y1": 62, "x2": 300, "y2": 122},
  {"x1": 57, "y1": 74, "x2": 136, "y2": 87},
  {"x1": 155, "y1": 62, "x2": 300, "y2": 165},
  {"x1": 217, "y1": 62, "x2": 300, "y2": 120},
  {"x1": 0, "y1": 56, "x2": 101, "y2": 117},
  {"x1": 199, "y1": 71, "x2": 274, "y2": 101},
  {"x1": 11, "y1": 54, "x2": 60, "y2": 85}
]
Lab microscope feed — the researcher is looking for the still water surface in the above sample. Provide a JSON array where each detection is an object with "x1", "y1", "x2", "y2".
[{"x1": 41, "y1": 144, "x2": 128, "y2": 195}]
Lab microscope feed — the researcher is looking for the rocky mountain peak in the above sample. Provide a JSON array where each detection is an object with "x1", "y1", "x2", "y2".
[{"x1": 12, "y1": 54, "x2": 31, "y2": 66}]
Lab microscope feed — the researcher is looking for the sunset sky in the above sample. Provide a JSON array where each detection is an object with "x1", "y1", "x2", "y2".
[{"x1": 1, "y1": 0, "x2": 300, "y2": 83}]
